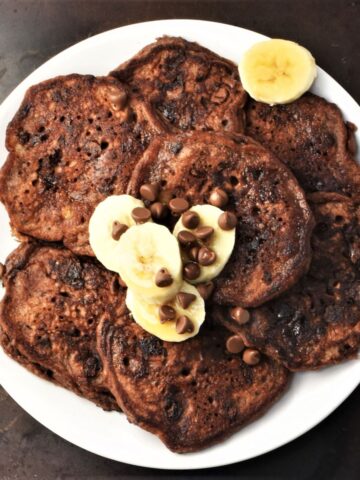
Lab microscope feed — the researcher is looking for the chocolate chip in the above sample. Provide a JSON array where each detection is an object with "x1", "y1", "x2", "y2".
[
  {"x1": 182, "y1": 210, "x2": 200, "y2": 229},
  {"x1": 112, "y1": 221, "x2": 128, "y2": 240},
  {"x1": 196, "y1": 281, "x2": 214, "y2": 300},
  {"x1": 198, "y1": 247, "x2": 217, "y2": 266},
  {"x1": 155, "y1": 268, "x2": 173, "y2": 287},
  {"x1": 150, "y1": 202, "x2": 168, "y2": 220},
  {"x1": 195, "y1": 226, "x2": 214, "y2": 241},
  {"x1": 176, "y1": 315, "x2": 194, "y2": 334},
  {"x1": 159, "y1": 305, "x2": 176, "y2": 323},
  {"x1": 218, "y1": 211, "x2": 237, "y2": 230},
  {"x1": 169, "y1": 197, "x2": 189, "y2": 215},
  {"x1": 229, "y1": 307, "x2": 250, "y2": 325},
  {"x1": 177, "y1": 230, "x2": 197, "y2": 247},
  {"x1": 226, "y1": 335, "x2": 245, "y2": 354},
  {"x1": 131, "y1": 207, "x2": 151, "y2": 224},
  {"x1": 177, "y1": 292, "x2": 196, "y2": 309},
  {"x1": 108, "y1": 89, "x2": 128, "y2": 110},
  {"x1": 140, "y1": 183, "x2": 160, "y2": 202},
  {"x1": 158, "y1": 189, "x2": 173, "y2": 205},
  {"x1": 242, "y1": 348, "x2": 261, "y2": 365},
  {"x1": 183, "y1": 262, "x2": 201, "y2": 281},
  {"x1": 188, "y1": 246, "x2": 200, "y2": 262},
  {"x1": 209, "y1": 188, "x2": 229, "y2": 208}
]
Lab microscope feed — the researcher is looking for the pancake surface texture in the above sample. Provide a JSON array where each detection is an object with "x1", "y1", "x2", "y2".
[
  {"x1": 245, "y1": 93, "x2": 360, "y2": 198},
  {"x1": 0, "y1": 242, "x2": 125, "y2": 410},
  {"x1": 0, "y1": 74, "x2": 165, "y2": 255},
  {"x1": 97, "y1": 314, "x2": 290, "y2": 453},
  {"x1": 128, "y1": 131, "x2": 314, "y2": 307},
  {"x1": 111, "y1": 36, "x2": 247, "y2": 133},
  {"x1": 222, "y1": 193, "x2": 360, "y2": 370}
]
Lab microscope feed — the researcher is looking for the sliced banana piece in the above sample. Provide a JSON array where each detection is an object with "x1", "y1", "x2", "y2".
[
  {"x1": 173, "y1": 204, "x2": 236, "y2": 284},
  {"x1": 117, "y1": 223, "x2": 182, "y2": 303},
  {"x1": 239, "y1": 38, "x2": 317, "y2": 105},
  {"x1": 126, "y1": 282, "x2": 205, "y2": 342},
  {"x1": 89, "y1": 194, "x2": 151, "y2": 272}
]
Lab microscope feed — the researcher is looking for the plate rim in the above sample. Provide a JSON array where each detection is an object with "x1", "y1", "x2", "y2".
[{"x1": 0, "y1": 18, "x2": 359, "y2": 470}]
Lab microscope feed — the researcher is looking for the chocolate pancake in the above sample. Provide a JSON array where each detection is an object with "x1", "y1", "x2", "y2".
[
  {"x1": 0, "y1": 242, "x2": 125, "y2": 411},
  {"x1": 245, "y1": 93, "x2": 360, "y2": 198},
  {"x1": 216, "y1": 193, "x2": 360, "y2": 371},
  {"x1": 128, "y1": 131, "x2": 314, "y2": 307},
  {"x1": 0, "y1": 74, "x2": 165, "y2": 255},
  {"x1": 111, "y1": 36, "x2": 247, "y2": 133},
  {"x1": 97, "y1": 313, "x2": 290, "y2": 453}
]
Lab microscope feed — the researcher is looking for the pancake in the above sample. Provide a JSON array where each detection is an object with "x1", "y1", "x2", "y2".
[
  {"x1": 245, "y1": 93, "x2": 360, "y2": 198},
  {"x1": 215, "y1": 193, "x2": 360, "y2": 370},
  {"x1": 128, "y1": 131, "x2": 314, "y2": 307},
  {"x1": 111, "y1": 36, "x2": 247, "y2": 133},
  {"x1": 0, "y1": 74, "x2": 165, "y2": 255},
  {"x1": 0, "y1": 242, "x2": 125, "y2": 411},
  {"x1": 97, "y1": 313, "x2": 290, "y2": 453}
]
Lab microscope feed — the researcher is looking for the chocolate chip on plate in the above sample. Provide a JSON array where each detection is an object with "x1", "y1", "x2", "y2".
[
  {"x1": 196, "y1": 281, "x2": 214, "y2": 300},
  {"x1": 209, "y1": 188, "x2": 229, "y2": 208},
  {"x1": 229, "y1": 306, "x2": 250, "y2": 325},
  {"x1": 155, "y1": 268, "x2": 173, "y2": 287},
  {"x1": 198, "y1": 247, "x2": 217, "y2": 266},
  {"x1": 112, "y1": 221, "x2": 128, "y2": 241},
  {"x1": 131, "y1": 207, "x2": 151, "y2": 224},
  {"x1": 176, "y1": 292, "x2": 196, "y2": 309},
  {"x1": 195, "y1": 226, "x2": 214, "y2": 241},
  {"x1": 218, "y1": 211, "x2": 237, "y2": 230},
  {"x1": 140, "y1": 183, "x2": 160, "y2": 202},
  {"x1": 169, "y1": 197, "x2": 189, "y2": 215},
  {"x1": 150, "y1": 202, "x2": 168, "y2": 220},
  {"x1": 159, "y1": 305, "x2": 176, "y2": 323},
  {"x1": 242, "y1": 348, "x2": 261, "y2": 365},
  {"x1": 226, "y1": 335, "x2": 245, "y2": 354},
  {"x1": 177, "y1": 230, "x2": 197, "y2": 246},
  {"x1": 183, "y1": 262, "x2": 201, "y2": 281},
  {"x1": 188, "y1": 246, "x2": 200, "y2": 262},
  {"x1": 176, "y1": 315, "x2": 194, "y2": 334},
  {"x1": 182, "y1": 210, "x2": 200, "y2": 229}
]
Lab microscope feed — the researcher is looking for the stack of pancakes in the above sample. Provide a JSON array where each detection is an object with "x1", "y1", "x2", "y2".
[{"x1": 0, "y1": 37, "x2": 359, "y2": 453}]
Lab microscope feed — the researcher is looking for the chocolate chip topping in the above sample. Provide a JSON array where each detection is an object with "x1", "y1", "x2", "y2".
[
  {"x1": 108, "y1": 89, "x2": 128, "y2": 110},
  {"x1": 140, "y1": 183, "x2": 160, "y2": 202},
  {"x1": 188, "y1": 246, "x2": 200, "y2": 262},
  {"x1": 169, "y1": 197, "x2": 189, "y2": 215},
  {"x1": 111, "y1": 221, "x2": 128, "y2": 241},
  {"x1": 242, "y1": 348, "x2": 261, "y2": 365},
  {"x1": 176, "y1": 315, "x2": 194, "y2": 334},
  {"x1": 195, "y1": 226, "x2": 214, "y2": 241},
  {"x1": 198, "y1": 247, "x2": 217, "y2": 266},
  {"x1": 226, "y1": 335, "x2": 245, "y2": 354},
  {"x1": 159, "y1": 305, "x2": 176, "y2": 323},
  {"x1": 177, "y1": 230, "x2": 197, "y2": 247},
  {"x1": 229, "y1": 306, "x2": 250, "y2": 325},
  {"x1": 182, "y1": 210, "x2": 200, "y2": 229},
  {"x1": 155, "y1": 268, "x2": 173, "y2": 287},
  {"x1": 131, "y1": 207, "x2": 151, "y2": 224},
  {"x1": 218, "y1": 211, "x2": 237, "y2": 230},
  {"x1": 177, "y1": 292, "x2": 196, "y2": 309},
  {"x1": 196, "y1": 281, "x2": 214, "y2": 300},
  {"x1": 209, "y1": 188, "x2": 229, "y2": 208},
  {"x1": 150, "y1": 202, "x2": 168, "y2": 220},
  {"x1": 183, "y1": 262, "x2": 201, "y2": 281}
]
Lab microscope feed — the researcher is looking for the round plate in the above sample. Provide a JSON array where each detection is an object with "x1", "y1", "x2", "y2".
[{"x1": 0, "y1": 19, "x2": 359, "y2": 470}]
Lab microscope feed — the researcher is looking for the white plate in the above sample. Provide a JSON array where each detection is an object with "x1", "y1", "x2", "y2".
[{"x1": 0, "y1": 19, "x2": 359, "y2": 470}]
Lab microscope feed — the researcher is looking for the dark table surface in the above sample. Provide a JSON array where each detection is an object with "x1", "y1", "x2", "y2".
[{"x1": 0, "y1": 1, "x2": 359, "y2": 478}]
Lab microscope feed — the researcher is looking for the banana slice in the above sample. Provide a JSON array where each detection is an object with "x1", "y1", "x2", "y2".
[
  {"x1": 126, "y1": 282, "x2": 205, "y2": 342},
  {"x1": 89, "y1": 194, "x2": 151, "y2": 272},
  {"x1": 173, "y1": 204, "x2": 236, "y2": 284},
  {"x1": 239, "y1": 39, "x2": 317, "y2": 105},
  {"x1": 117, "y1": 223, "x2": 182, "y2": 302}
]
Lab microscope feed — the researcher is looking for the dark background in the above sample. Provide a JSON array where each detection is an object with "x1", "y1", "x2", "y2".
[{"x1": 0, "y1": 1, "x2": 359, "y2": 478}]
